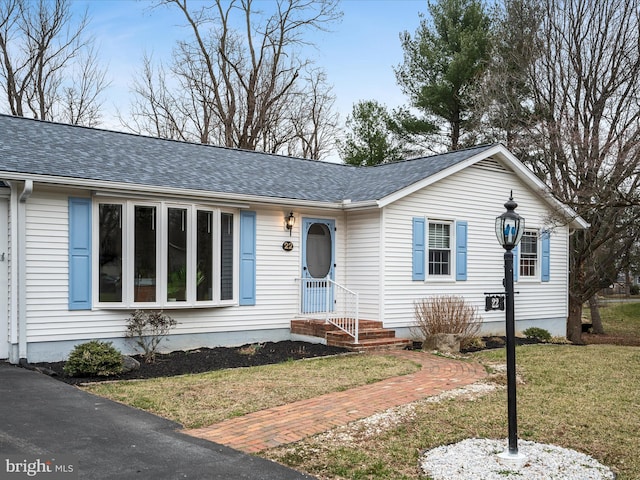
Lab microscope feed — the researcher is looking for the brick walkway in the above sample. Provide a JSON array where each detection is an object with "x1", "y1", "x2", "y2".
[{"x1": 184, "y1": 351, "x2": 487, "y2": 453}]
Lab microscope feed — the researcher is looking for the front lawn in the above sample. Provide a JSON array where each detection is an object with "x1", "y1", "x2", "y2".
[
  {"x1": 264, "y1": 303, "x2": 640, "y2": 480},
  {"x1": 83, "y1": 302, "x2": 640, "y2": 479},
  {"x1": 595, "y1": 300, "x2": 640, "y2": 337},
  {"x1": 83, "y1": 353, "x2": 420, "y2": 428}
]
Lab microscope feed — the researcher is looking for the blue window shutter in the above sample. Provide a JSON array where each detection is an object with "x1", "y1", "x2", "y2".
[
  {"x1": 68, "y1": 197, "x2": 92, "y2": 310},
  {"x1": 541, "y1": 231, "x2": 551, "y2": 282},
  {"x1": 412, "y1": 217, "x2": 425, "y2": 281},
  {"x1": 513, "y1": 245, "x2": 519, "y2": 282},
  {"x1": 239, "y1": 211, "x2": 257, "y2": 306},
  {"x1": 455, "y1": 221, "x2": 468, "y2": 281}
]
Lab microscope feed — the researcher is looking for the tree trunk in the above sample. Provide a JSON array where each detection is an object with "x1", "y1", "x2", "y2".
[
  {"x1": 625, "y1": 271, "x2": 631, "y2": 298},
  {"x1": 567, "y1": 295, "x2": 585, "y2": 344},
  {"x1": 588, "y1": 295, "x2": 604, "y2": 334}
]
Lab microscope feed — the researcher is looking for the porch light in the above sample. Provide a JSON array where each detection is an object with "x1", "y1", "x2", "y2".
[
  {"x1": 285, "y1": 211, "x2": 295, "y2": 236},
  {"x1": 495, "y1": 192, "x2": 524, "y2": 250}
]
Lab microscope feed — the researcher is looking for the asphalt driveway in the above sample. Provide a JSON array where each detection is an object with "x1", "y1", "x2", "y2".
[{"x1": 0, "y1": 363, "x2": 315, "y2": 479}]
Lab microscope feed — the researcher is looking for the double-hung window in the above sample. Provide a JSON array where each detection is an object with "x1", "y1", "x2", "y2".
[
  {"x1": 412, "y1": 217, "x2": 467, "y2": 282},
  {"x1": 96, "y1": 200, "x2": 237, "y2": 307},
  {"x1": 519, "y1": 230, "x2": 538, "y2": 278},
  {"x1": 428, "y1": 221, "x2": 451, "y2": 276}
]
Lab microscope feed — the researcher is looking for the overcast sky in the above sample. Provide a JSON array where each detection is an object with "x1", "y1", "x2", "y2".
[{"x1": 73, "y1": 0, "x2": 426, "y2": 157}]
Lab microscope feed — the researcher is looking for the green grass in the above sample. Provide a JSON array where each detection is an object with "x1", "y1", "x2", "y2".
[
  {"x1": 83, "y1": 354, "x2": 420, "y2": 429},
  {"x1": 266, "y1": 304, "x2": 640, "y2": 479},
  {"x1": 267, "y1": 344, "x2": 640, "y2": 479},
  {"x1": 596, "y1": 300, "x2": 640, "y2": 337},
  {"x1": 84, "y1": 301, "x2": 640, "y2": 479}
]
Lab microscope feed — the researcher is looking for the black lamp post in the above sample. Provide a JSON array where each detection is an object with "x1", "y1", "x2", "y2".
[{"x1": 495, "y1": 192, "x2": 527, "y2": 463}]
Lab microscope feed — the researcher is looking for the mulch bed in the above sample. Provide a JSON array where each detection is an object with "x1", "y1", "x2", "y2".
[
  {"x1": 460, "y1": 335, "x2": 542, "y2": 353},
  {"x1": 31, "y1": 334, "x2": 628, "y2": 386},
  {"x1": 31, "y1": 341, "x2": 349, "y2": 385}
]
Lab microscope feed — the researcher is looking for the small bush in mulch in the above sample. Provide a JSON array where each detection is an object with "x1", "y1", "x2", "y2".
[
  {"x1": 32, "y1": 341, "x2": 350, "y2": 385},
  {"x1": 522, "y1": 327, "x2": 553, "y2": 342},
  {"x1": 63, "y1": 340, "x2": 124, "y2": 377},
  {"x1": 460, "y1": 335, "x2": 543, "y2": 353}
]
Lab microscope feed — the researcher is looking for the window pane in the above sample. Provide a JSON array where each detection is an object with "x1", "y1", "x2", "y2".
[
  {"x1": 221, "y1": 213, "x2": 234, "y2": 300},
  {"x1": 521, "y1": 232, "x2": 537, "y2": 255},
  {"x1": 429, "y1": 223, "x2": 450, "y2": 249},
  {"x1": 99, "y1": 204, "x2": 122, "y2": 302},
  {"x1": 520, "y1": 231, "x2": 538, "y2": 277},
  {"x1": 134, "y1": 206, "x2": 157, "y2": 302},
  {"x1": 197, "y1": 210, "x2": 213, "y2": 301},
  {"x1": 428, "y1": 222, "x2": 451, "y2": 275},
  {"x1": 167, "y1": 208, "x2": 188, "y2": 302},
  {"x1": 429, "y1": 250, "x2": 450, "y2": 275}
]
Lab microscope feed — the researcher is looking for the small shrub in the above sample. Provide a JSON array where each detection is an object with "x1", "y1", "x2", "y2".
[
  {"x1": 63, "y1": 340, "x2": 124, "y2": 377},
  {"x1": 413, "y1": 295, "x2": 482, "y2": 346},
  {"x1": 522, "y1": 327, "x2": 552, "y2": 342},
  {"x1": 238, "y1": 343, "x2": 264, "y2": 356},
  {"x1": 460, "y1": 336, "x2": 486, "y2": 351},
  {"x1": 126, "y1": 310, "x2": 177, "y2": 363}
]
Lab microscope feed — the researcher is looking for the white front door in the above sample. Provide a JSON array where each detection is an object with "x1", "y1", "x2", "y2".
[{"x1": 0, "y1": 198, "x2": 8, "y2": 359}]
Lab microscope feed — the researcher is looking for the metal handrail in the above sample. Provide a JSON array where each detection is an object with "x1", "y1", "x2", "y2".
[{"x1": 298, "y1": 277, "x2": 359, "y2": 343}]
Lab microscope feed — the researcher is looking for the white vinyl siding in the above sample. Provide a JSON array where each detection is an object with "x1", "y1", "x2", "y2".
[
  {"x1": 345, "y1": 209, "x2": 382, "y2": 320},
  {"x1": 24, "y1": 191, "x2": 345, "y2": 344},
  {"x1": 380, "y1": 161, "x2": 569, "y2": 330},
  {"x1": 0, "y1": 197, "x2": 9, "y2": 359}
]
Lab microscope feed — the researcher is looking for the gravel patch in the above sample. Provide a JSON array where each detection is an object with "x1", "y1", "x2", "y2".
[{"x1": 421, "y1": 438, "x2": 616, "y2": 479}]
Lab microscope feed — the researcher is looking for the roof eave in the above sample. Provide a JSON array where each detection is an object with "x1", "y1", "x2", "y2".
[
  {"x1": 493, "y1": 148, "x2": 589, "y2": 230},
  {"x1": 0, "y1": 172, "x2": 345, "y2": 210}
]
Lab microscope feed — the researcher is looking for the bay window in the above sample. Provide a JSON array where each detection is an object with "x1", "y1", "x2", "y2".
[
  {"x1": 98, "y1": 204, "x2": 123, "y2": 302},
  {"x1": 96, "y1": 200, "x2": 237, "y2": 307},
  {"x1": 134, "y1": 205, "x2": 157, "y2": 302}
]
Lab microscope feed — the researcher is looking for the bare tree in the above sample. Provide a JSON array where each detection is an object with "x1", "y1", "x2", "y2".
[
  {"x1": 0, "y1": 0, "x2": 108, "y2": 126},
  {"x1": 522, "y1": 0, "x2": 640, "y2": 343},
  {"x1": 285, "y1": 68, "x2": 339, "y2": 160},
  {"x1": 127, "y1": 0, "x2": 341, "y2": 160}
]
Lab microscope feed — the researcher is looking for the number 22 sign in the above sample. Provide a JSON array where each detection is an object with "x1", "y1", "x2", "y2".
[{"x1": 485, "y1": 295, "x2": 505, "y2": 311}]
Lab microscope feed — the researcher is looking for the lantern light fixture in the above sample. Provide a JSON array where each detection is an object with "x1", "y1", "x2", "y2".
[
  {"x1": 285, "y1": 211, "x2": 295, "y2": 236},
  {"x1": 495, "y1": 192, "x2": 524, "y2": 250}
]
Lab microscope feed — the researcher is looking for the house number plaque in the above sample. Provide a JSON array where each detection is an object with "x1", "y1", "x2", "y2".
[
  {"x1": 282, "y1": 241, "x2": 294, "y2": 251},
  {"x1": 484, "y1": 294, "x2": 505, "y2": 311}
]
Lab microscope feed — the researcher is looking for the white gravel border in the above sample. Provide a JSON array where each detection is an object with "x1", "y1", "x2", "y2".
[{"x1": 421, "y1": 438, "x2": 616, "y2": 479}]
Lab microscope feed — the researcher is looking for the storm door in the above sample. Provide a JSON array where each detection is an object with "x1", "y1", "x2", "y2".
[{"x1": 301, "y1": 218, "x2": 335, "y2": 313}]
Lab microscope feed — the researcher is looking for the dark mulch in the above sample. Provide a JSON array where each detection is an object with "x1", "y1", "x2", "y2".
[
  {"x1": 460, "y1": 335, "x2": 543, "y2": 353},
  {"x1": 31, "y1": 341, "x2": 350, "y2": 385},
  {"x1": 30, "y1": 335, "x2": 573, "y2": 386}
]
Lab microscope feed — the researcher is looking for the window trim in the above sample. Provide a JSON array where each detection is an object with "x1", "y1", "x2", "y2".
[
  {"x1": 92, "y1": 199, "x2": 239, "y2": 309},
  {"x1": 427, "y1": 219, "x2": 454, "y2": 281},
  {"x1": 518, "y1": 229, "x2": 539, "y2": 281}
]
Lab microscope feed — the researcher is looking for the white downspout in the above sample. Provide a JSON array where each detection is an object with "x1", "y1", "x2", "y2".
[{"x1": 17, "y1": 180, "x2": 33, "y2": 364}]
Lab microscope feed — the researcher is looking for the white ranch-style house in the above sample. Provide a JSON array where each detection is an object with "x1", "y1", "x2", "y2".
[{"x1": 0, "y1": 115, "x2": 587, "y2": 363}]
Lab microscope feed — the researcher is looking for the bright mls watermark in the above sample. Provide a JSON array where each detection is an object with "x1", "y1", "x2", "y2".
[{"x1": 1, "y1": 456, "x2": 77, "y2": 479}]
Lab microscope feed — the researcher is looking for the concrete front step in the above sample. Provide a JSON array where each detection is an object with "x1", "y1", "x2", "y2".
[{"x1": 291, "y1": 319, "x2": 411, "y2": 352}]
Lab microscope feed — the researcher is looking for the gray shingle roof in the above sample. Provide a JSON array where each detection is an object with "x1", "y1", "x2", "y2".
[{"x1": 0, "y1": 114, "x2": 495, "y2": 204}]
